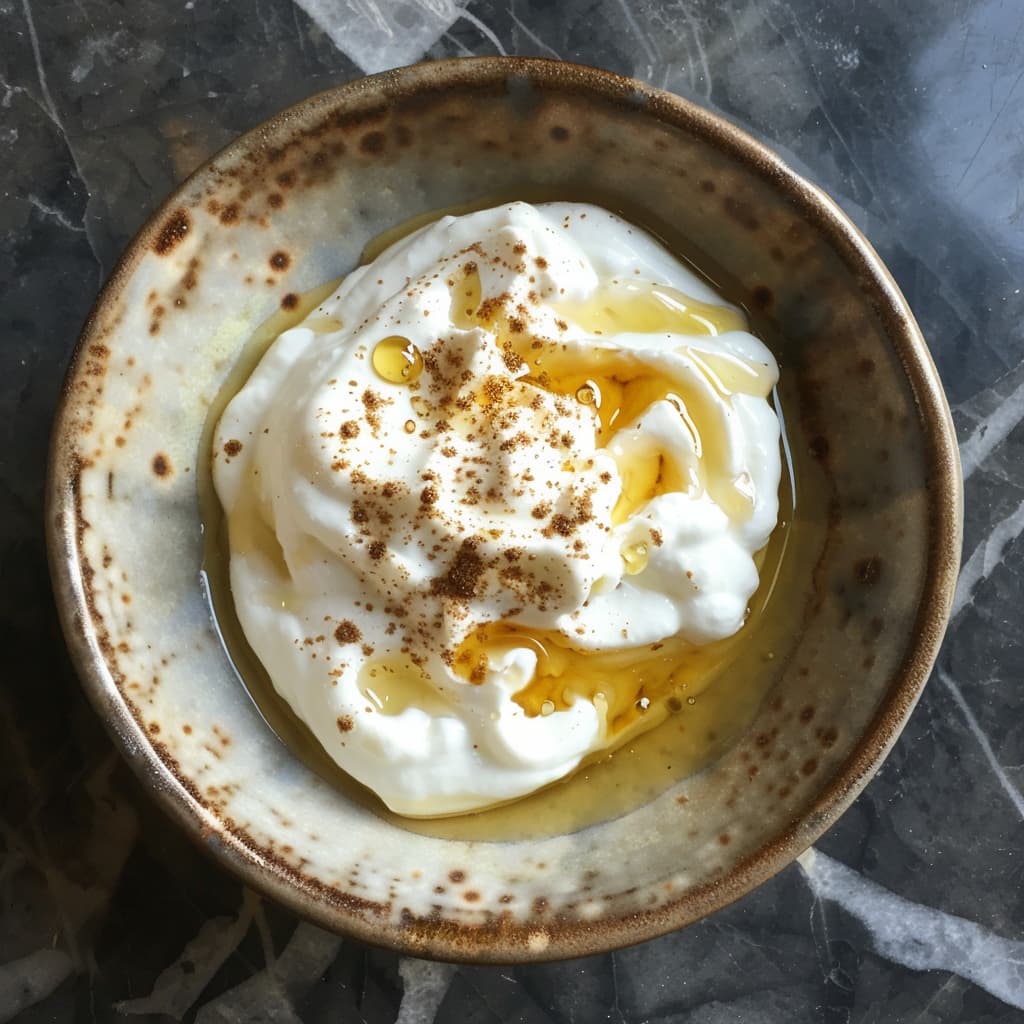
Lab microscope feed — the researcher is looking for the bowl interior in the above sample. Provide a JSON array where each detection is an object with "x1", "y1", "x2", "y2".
[{"x1": 48, "y1": 58, "x2": 960, "y2": 961}]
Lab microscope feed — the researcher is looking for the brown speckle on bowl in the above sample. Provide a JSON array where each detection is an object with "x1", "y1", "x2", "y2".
[
  {"x1": 723, "y1": 196, "x2": 759, "y2": 231},
  {"x1": 808, "y1": 435, "x2": 830, "y2": 461},
  {"x1": 153, "y1": 208, "x2": 190, "y2": 255},
  {"x1": 360, "y1": 131, "x2": 387, "y2": 155},
  {"x1": 855, "y1": 556, "x2": 883, "y2": 585},
  {"x1": 151, "y1": 453, "x2": 171, "y2": 477}
]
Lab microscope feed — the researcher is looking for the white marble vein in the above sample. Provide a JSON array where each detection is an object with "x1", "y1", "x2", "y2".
[
  {"x1": 0, "y1": 72, "x2": 27, "y2": 108},
  {"x1": 647, "y1": 1, "x2": 712, "y2": 99},
  {"x1": 457, "y1": 7, "x2": 507, "y2": 56},
  {"x1": 395, "y1": 959, "x2": 457, "y2": 1024},
  {"x1": 0, "y1": 949, "x2": 74, "y2": 1024},
  {"x1": 18, "y1": 0, "x2": 105, "y2": 285},
  {"x1": 19, "y1": 0, "x2": 62, "y2": 131},
  {"x1": 936, "y1": 667, "x2": 1024, "y2": 819},
  {"x1": 950, "y1": 495, "x2": 1024, "y2": 620},
  {"x1": 508, "y1": 7, "x2": 561, "y2": 60},
  {"x1": 290, "y1": 0, "x2": 467, "y2": 73},
  {"x1": 194, "y1": 922, "x2": 342, "y2": 1024},
  {"x1": 956, "y1": 363, "x2": 1024, "y2": 481},
  {"x1": 116, "y1": 891, "x2": 257, "y2": 1019},
  {"x1": 920, "y1": 452, "x2": 1024, "y2": 851},
  {"x1": 613, "y1": 0, "x2": 658, "y2": 79},
  {"x1": 798, "y1": 849, "x2": 1024, "y2": 1010},
  {"x1": 26, "y1": 195, "x2": 85, "y2": 233}
]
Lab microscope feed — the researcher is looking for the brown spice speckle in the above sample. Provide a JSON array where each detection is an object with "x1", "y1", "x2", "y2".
[
  {"x1": 334, "y1": 621, "x2": 361, "y2": 644},
  {"x1": 431, "y1": 539, "x2": 484, "y2": 601}
]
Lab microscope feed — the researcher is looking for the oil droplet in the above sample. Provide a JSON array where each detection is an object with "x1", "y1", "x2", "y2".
[
  {"x1": 575, "y1": 380, "x2": 602, "y2": 407},
  {"x1": 372, "y1": 335, "x2": 423, "y2": 384},
  {"x1": 410, "y1": 395, "x2": 431, "y2": 417},
  {"x1": 404, "y1": 419, "x2": 416, "y2": 434},
  {"x1": 540, "y1": 699, "x2": 555, "y2": 716},
  {"x1": 621, "y1": 542, "x2": 649, "y2": 575},
  {"x1": 686, "y1": 696, "x2": 696, "y2": 706}
]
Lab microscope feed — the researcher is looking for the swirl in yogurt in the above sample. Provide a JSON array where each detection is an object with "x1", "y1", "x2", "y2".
[{"x1": 213, "y1": 202, "x2": 781, "y2": 816}]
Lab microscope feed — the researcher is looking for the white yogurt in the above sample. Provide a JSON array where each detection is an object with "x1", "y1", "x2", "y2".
[{"x1": 213, "y1": 202, "x2": 780, "y2": 815}]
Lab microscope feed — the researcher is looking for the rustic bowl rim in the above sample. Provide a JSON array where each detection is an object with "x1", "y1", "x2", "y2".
[{"x1": 46, "y1": 55, "x2": 963, "y2": 963}]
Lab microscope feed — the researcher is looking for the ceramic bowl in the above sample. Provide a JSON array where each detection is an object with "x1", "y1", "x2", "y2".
[{"x1": 46, "y1": 57, "x2": 962, "y2": 962}]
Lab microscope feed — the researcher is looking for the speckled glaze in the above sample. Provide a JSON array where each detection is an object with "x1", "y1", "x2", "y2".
[{"x1": 46, "y1": 57, "x2": 961, "y2": 963}]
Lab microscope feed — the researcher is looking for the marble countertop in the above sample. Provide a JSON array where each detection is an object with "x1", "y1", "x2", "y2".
[{"x1": 2, "y1": 0, "x2": 1022, "y2": 1020}]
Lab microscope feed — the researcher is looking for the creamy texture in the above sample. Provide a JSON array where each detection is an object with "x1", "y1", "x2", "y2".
[{"x1": 213, "y1": 202, "x2": 781, "y2": 816}]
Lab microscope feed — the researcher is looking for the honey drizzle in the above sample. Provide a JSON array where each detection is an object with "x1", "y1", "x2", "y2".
[{"x1": 437, "y1": 267, "x2": 778, "y2": 744}]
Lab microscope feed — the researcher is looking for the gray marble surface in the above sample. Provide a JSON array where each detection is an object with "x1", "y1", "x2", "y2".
[{"x1": 1, "y1": 0, "x2": 1022, "y2": 1020}]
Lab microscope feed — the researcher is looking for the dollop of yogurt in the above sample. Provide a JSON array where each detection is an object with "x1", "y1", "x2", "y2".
[{"x1": 213, "y1": 202, "x2": 781, "y2": 816}]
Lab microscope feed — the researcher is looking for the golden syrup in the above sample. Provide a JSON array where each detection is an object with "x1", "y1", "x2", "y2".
[
  {"x1": 441, "y1": 270, "x2": 780, "y2": 761},
  {"x1": 409, "y1": 395, "x2": 432, "y2": 418},
  {"x1": 359, "y1": 657, "x2": 453, "y2": 717},
  {"x1": 199, "y1": 192, "x2": 830, "y2": 842},
  {"x1": 555, "y1": 280, "x2": 746, "y2": 337},
  {"x1": 620, "y1": 540, "x2": 650, "y2": 574},
  {"x1": 450, "y1": 263, "x2": 483, "y2": 329},
  {"x1": 371, "y1": 335, "x2": 423, "y2": 384},
  {"x1": 444, "y1": 280, "x2": 768, "y2": 528},
  {"x1": 454, "y1": 623, "x2": 730, "y2": 736},
  {"x1": 306, "y1": 314, "x2": 344, "y2": 333}
]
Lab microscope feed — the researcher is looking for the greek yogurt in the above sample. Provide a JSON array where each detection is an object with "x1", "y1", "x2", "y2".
[{"x1": 213, "y1": 202, "x2": 781, "y2": 816}]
